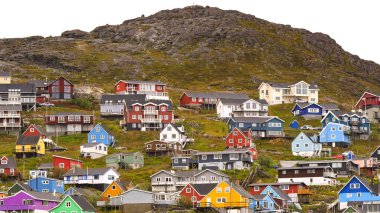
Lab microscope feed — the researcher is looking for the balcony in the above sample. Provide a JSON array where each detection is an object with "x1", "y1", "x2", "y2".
[
  {"x1": 349, "y1": 120, "x2": 360, "y2": 125},
  {"x1": 0, "y1": 113, "x2": 21, "y2": 118},
  {"x1": 0, "y1": 123, "x2": 22, "y2": 128},
  {"x1": 144, "y1": 110, "x2": 158, "y2": 115},
  {"x1": 141, "y1": 118, "x2": 161, "y2": 123}
]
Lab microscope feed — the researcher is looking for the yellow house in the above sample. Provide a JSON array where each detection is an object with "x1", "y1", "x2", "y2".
[
  {"x1": 199, "y1": 181, "x2": 253, "y2": 209},
  {"x1": 0, "y1": 72, "x2": 11, "y2": 84},
  {"x1": 100, "y1": 181, "x2": 132, "y2": 201},
  {"x1": 15, "y1": 135, "x2": 45, "y2": 158}
]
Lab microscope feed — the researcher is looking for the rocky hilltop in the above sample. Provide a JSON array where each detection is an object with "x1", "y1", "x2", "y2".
[{"x1": 0, "y1": 6, "x2": 379, "y2": 104}]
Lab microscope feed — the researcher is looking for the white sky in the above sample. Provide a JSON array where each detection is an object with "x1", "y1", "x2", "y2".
[{"x1": 1, "y1": 0, "x2": 379, "y2": 64}]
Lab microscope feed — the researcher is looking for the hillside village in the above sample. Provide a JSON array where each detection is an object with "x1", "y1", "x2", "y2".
[{"x1": 0, "y1": 68, "x2": 379, "y2": 213}]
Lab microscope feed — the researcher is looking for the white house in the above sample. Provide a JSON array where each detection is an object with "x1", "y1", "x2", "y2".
[
  {"x1": 258, "y1": 81, "x2": 319, "y2": 105},
  {"x1": 159, "y1": 123, "x2": 188, "y2": 144},
  {"x1": 63, "y1": 167, "x2": 120, "y2": 187},
  {"x1": 216, "y1": 98, "x2": 248, "y2": 118},
  {"x1": 80, "y1": 143, "x2": 108, "y2": 159},
  {"x1": 216, "y1": 98, "x2": 268, "y2": 118}
]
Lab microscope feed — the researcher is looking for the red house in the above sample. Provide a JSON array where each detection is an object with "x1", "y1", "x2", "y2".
[
  {"x1": 124, "y1": 94, "x2": 174, "y2": 131},
  {"x1": 114, "y1": 80, "x2": 168, "y2": 100},
  {"x1": 225, "y1": 127, "x2": 253, "y2": 148},
  {"x1": 0, "y1": 156, "x2": 18, "y2": 177},
  {"x1": 22, "y1": 124, "x2": 47, "y2": 139},
  {"x1": 249, "y1": 182, "x2": 312, "y2": 203},
  {"x1": 179, "y1": 91, "x2": 249, "y2": 109},
  {"x1": 29, "y1": 76, "x2": 74, "y2": 102},
  {"x1": 53, "y1": 155, "x2": 83, "y2": 171},
  {"x1": 179, "y1": 183, "x2": 217, "y2": 205},
  {"x1": 355, "y1": 92, "x2": 380, "y2": 109}
]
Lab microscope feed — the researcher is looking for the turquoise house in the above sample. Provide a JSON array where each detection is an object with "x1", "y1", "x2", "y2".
[
  {"x1": 88, "y1": 124, "x2": 115, "y2": 146},
  {"x1": 261, "y1": 185, "x2": 291, "y2": 209},
  {"x1": 252, "y1": 194, "x2": 281, "y2": 211},
  {"x1": 319, "y1": 122, "x2": 350, "y2": 147},
  {"x1": 291, "y1": 132, "x2": 322, "y2": 157}
]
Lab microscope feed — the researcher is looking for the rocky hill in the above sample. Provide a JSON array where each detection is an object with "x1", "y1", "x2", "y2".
[{"x1": 0, "y1": 6, "x2": 379, "y2": 106}]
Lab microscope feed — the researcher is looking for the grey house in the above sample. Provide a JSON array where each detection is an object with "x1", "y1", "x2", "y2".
[
  {"x1": 106, "y1": 189, "x2": 154, "y2": 213},
  {"x1": 150, "y1": 169, "x2": 230, "y2": 192},
  {"x1": 195, "y1": 148, "x2": 254, "y2": 170},
  {"x1": 100, "y1": 94, "x2": 128, "y2": 119},
  {"x1": 0, "y1": 83, "x2": 37, "y2": 111}
]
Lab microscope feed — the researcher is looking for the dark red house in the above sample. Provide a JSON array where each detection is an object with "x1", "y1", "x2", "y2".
[
  {"x1": 179, "y1": 91, "x2": 249, "y2": 109},
  {"x1": 179, "y1": 183, "x2": 217, "y2": 205},
  {"x1": 114, "y1": 80, "x2": 168, "y2": 100},
  {"x1": 0, "y1": 156, "x2": 18, "y2": 177},
  {"x1": 22, "y1": 124, "x2": 47, "y2": 139},
  {"x1": 29, "y1": 76, "x2": 74, "y2": 102},
  {"x1": 53, "y1": 155, "x2": 83, "y2": 171},
  {"x1": 355, "y1": 92, "x2": 380, "y2": 109},
  {"x1": 225, "y1": 127, "x2": 253, "y2": 148},
  {"x1": 124, "y1": 94, "x2": 173, "y2": 131}
]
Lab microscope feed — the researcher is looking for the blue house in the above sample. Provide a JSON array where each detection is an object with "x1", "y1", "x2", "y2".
[
  {"x1": 292, "y1": 132, "x2": 322, "y2": 157},
  {"x1": 27, "y1": 177, "x2": 65, "y2": 194},
  {"x1": 227, "y1": 116, "x2": 285, "y2": 138},
  {"x1": 292, "y1": 103, "x2": 339, "y2": 117},
  {"x1": 88, "y1": 123, "x2": 115, "y2": 146},
  {"x1": 319, "y1": 123, "x2": 350, "y2": 147},
  {"x1": 321, "y1": 111, "x2": 370, "y2": 140},
  {"x1": 290, "y1": 120, "x2": 299, "y2": 129},
  {"x1": 338, "y1": 176, "x2": 380, "y2": 211},
  {"x1": 252, "y1": 194, "x2": 281, "y2": 212},
  {"x1": 261, "y1": 185, "x2": 291, "y2": 209}
]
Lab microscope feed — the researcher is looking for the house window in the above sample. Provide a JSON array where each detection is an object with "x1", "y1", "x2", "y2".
[
  {"x1": 307, "y1": 169, "x2": 316, "y2": 174},
  {"x1": 238, "y1": 139, "x2": 242, "y2": 143},
  {"x1": 304, "y1": 144, "x2": 309, "y2": 148},
  {"x1": 217, "y1": 198, "x2": 226, "y2": 203},
  {"x1": 59, "y1": 163, "x2": 65, "y2": 168},
  {"x1": 91, "y1": 135, "x2": 96, "y2": 140},
  {"x1": 275, "y1": 97, "x2": 280, "y2": 100},
  {"x1": 225, "y1": 187, "x2": 230, "y2": 193},
  {"x1": 202, "y1": 155, "x2": 207, "y2": 160},
  {"x1": 331, "y1": 134, "x2": 336, "y2": 139},
  {"x1": 239, "y1": 123, "x2": 244, "y2": 127},
  {"x1": 310, "y1": 90, "x2": 315, "y2": 94},
  {"x1": 156, "y1": 177, "x2": 161, "y2": 182},
  {"x1": 182, "y1": 159, "x2": 186, "y2": 163},
  {"x1": 332, "y1": 163, "x2": 342, "y2": 168},
  {"x1": 350, "y1": 183, "x2": 360, "y2": 189},
  {"x1": 42, "y1": 200, "x2": 48, "y2": 206},
  {"x1": 49, "y1": 116, "x2": 55, "y2": 121},
  {"x1": 83, "y1": 116, "x2": 91, "y2": 123},
  {"x1": 30, "y1": 128, "x2": 35, "y2": 132},
  {"x1": 174, "y1": 159, "x2": 178, "y2": 163},
  {"x1": 42, "y1": 189, "x2": 49, "y2": 192},
  {"x1": 229, "y1": 139, "x2": 233, "y2": 144},
  {"x1": 275, "y1": 89, "x2": 280, "y2": 92},
  {"x1": 347, "y1": 193, "x2": 352, "y2": 198},
  {"x1": 295, "y1": 144, "x2": 300, "y2": 148},
  {"x1": 42, "y1": 180, "x2": 49, "y2": 184},
  {"x1": 308, "y1": 108, "x2": 319, "y2": 113},
  {"x1": 254, "y1": 186, "x2": 260, "y2": 191},
  {"x1": 58, "y1": 116, "x2": 65, "y2": 123},
  {"x1": 0, "y1": 160, "x2": 7, "y2": 165},
  {"x1": 100, "y1": 135, "x2": 105, "y2": 139},
  {"x1": 132, "y1": 115, "x2": 137, "y2": 119},
  {"x1": 23, "y1": 200, "x2": 34, "y2": 205},
  {"x1": 233, "y1": 131, "x2": 238, "y2": 136},
  {"x1": 165, "y1": 177, "x2": 172, "y2": 182},
  {"x1": 201, "y1": 176, "x2": 206, "y2": 181},
  {"x1": 172, "y1": 134, "x2": 176, "y2": 139},
  {"x1": 66, "y1": 201, "x2": 71, "y2": 207},
  {"x1": 216, "y1": 187, "x2": 222, "y2": 193},
  {"x1": 135, "y1": 106, "x2": 140, "y2": 111},
  {"x1": 294, "y1": 170, "x2": 299, "y2": 174},
  {"x1": 211, "y1": 176, "x2": 216, "y2": 181},
  {"x1": 282, "y1": 170, "x2": 286, "y2": 175},
  {"x1": 112, "y1": 185, "x2": 116, "y2": 190},
  {"x1": 191, "y1": 196, "x2": 197, "y2": 202},
  {"x1": 280, "y1": 185, "x2": 289, "y2": 190},
  {"x1": 246, "y1": 103, "x2": 250, "y2": 109},
  {"x1": 311, "y1": 98, "x2": 316, "y2": 102},
  {"x1": 331, "y1": 127, "x2": 336, "y2": 131},
  {"x1": 214, "y1": 154, "x2": 222, "y2": 159},
  {"x1": 230, "y1": 153, "x2": 239, "y2": 160},
  {"x1": 357, "y1": 192, "x2": 362, "y2": 197},
  {"x1": 96, "y1": 127, "x2": 101, "y2": 132},
  {"x1": 94, "y1": 175, "x2": 99, "y2": 180},
  {"x1": 186, "y1": 188, "x2": 191, "y2": 193}
]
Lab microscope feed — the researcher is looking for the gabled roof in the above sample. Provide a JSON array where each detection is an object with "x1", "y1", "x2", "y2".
[
  {"x1": 48, "y1": 76, "x2": 74, "y2": 87},
  {"x1": 0, "y1": 72, "x2": 10, "y2": 77},
  {"x1": 291, "y1": 102, "x2": 322, "y2": 112},
  {"x1": 38, "y1": 162, "x2": 53, "y2": 170},
  {"x1": 231, "y1": 182, "x2": 253, "y2": 199},
  {"x1": 49, "y1": 112, "x2": 93, "y2": 116},
  {"x1": 182, "y1": 91, "x2": 249, "y2": 100},
  {"x1": 13, "y1": 190, "x2": 61, "y2": 202},
  {"x1": 8, "y1": 182, "x2": 32, "y2": 192},
  {"x1": 100, "y1": 94, "x2": 129, "y2": 104},
  {"x1": 121, "y1": 94, "x2": 173, "y2": 110},
  {"x1": 164, "y1": 123, "x2": 185, "y2": 134},
  {"x1": 23, "y1": 124, "x2": 46, "y2": 136},
  {"x1": 0, "y1": 83, "x2": 36, "y2": 93},
  {"x1": 0, "y1": 156, "x2": 16, "y2": 168},
  {"x1": 101, "y1": 181, "x2": 129, "y2": 197},
  {"x1": 268, "y1": 186, "x2": 291, "y2": 201},
  {"x1": 53, "y1": 155, "x2": 83, "y2": 163},
  {"x1": 63, "y1": 167, "x2": 119, "y2": 177},
  {"x1": 195, "y1": 169, "x2": 230, "y2": 178},
  {"x1": 226, "y1": 127, "x2": 249, "y2": 140},
  {"x1": 70, "y1": 195, "x2": 97, "y2": 211},
  {"x1": 342, "y1": 206, "x2": 364, "y2": 213},
  {"x1": 150, "y1": 169, "x2": 229, "y2": 178},
  {"x1": 338, "y1": 175, "x2": 375, "y2": 194},
  {"x1": 320, "y1": 103, "x2": 339, "y2": 110},
  {"x1": 116, "y1": 80, "x2": 166, "y2": 86},
  {"x1": 228, "y1": 116, "x2": 285, "y2": 124},
  {"x1": 248, "y1": 182, "x2": 307, "y2": 187},
  {"x1": 194, "y1": 148, "x2": 252, "y2": 155},
  {"x1": 277, "y1": 166, "x2": 332, "y2": 170},
  {"x1": 92, "y1": 123, "x2": 113, "y2": 135},
  {"x1": 354, "y1": 91, "x2": 380, "y2": 108},
  {"x1": 28, "y1": 80, "x2": 52, "y2": 88},
  {"x1": 259, "y1": 81, "x2": 318, "y2": 90},
  {"x1": 81, "y1": 142, "x2": 107, "y2": 148},
  {"x1": 294, "y1": 132, "x2": 318, "y2": 143},
  {"x1": 218, "y1": 98, "x2": 247, "y2": 105},
  {"x1": 187, "y1": 183, "x2": 218, "y2": 196},
  {"x1": 370, "y1": 146, "x2": 380, "y2": 158},
  {"x1": 319, "y1": 122, "x2": 350, "y2": 137},
  {"x1": 16, "y1": 135, "x2": 41, "y2": 145}
]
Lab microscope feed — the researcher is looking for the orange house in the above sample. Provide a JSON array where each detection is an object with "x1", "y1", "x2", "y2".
[{"x1": 100, "y1": 181, "x2": 132, "y2": 201}]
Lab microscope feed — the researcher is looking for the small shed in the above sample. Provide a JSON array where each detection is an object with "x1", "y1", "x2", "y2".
[{"x1": 290, "y1": 120, "x2": 299, "y2": 129}]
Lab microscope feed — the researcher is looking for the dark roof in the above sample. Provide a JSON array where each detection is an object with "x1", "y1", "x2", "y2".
[
  {"x1": 94, "y1": 124, "x2": 113, "y2": 135},
  {"x1": 27, "y1": 191, "x2": 61, "y2": 202},
  {"x1": 191, "y1": 183, "x2": 217, "y2": 195},
  {"x1": 277, "y1": 166, "x2": 331, "y2": 170},
  {"x1": 0, "y1": 156, "x2": 16, "y2": 168},
  {"x1": 271, "y1": 186, "x2": 291, "y2": 201},
  {"x1": 355, "y1": 176, "x2": 375, "y2": 193},
  {"x1": 100, "y1": 94, "x2": 129, "y2": 104},
  {"x1": 195, "y1": 148, "x2": 252, "y2": 155},
  {"x1": 218, "y1": 98, "x2": 247, "y2": 105},
  {"x1": 50, "y1": 112, "x2": 93, "y2": 116},
  {"x1": 266, "y1": 82, "x2": 290, "y2": 88},
  {"x1": 38, "y1": 162, "x2": 53, "y2": 170},
  {"x1": 231, "y1": 182, "x2": 253, "y2": 198},
  {"x1": 0, "y1": 104, "x2": 22, "y2": 111},
  {"x1": 124, "y1": 94, "x2": 173, "y2": 110},
  {"x1": 332, "y1": 111, "x2": 364, "y2": 117},
  {"x1": 230, "y1": 116, "x2": 283, "y2": 124},
  {"x1": 121, "y1": 80, "x2": 166, "y2": 85},
  {"x1": 70, "y1": 195, "x2": 96, "y2": 211},
  {"x1": 0, "y1": 83, "x2": 36, "y2": 93},
  {"x1": 252, "y1": 194, "x2": 267, "y2": 200},
  {"x1": 115, "y1": 181, "x2": 131, "y2": 191},
  {"x1": 320, "y1": 103, "x2": 339, "y2": 110},
  {"x1": 248, "y1": 182, "x2": 306, "y2": 187},
  {"x1": 10, "y1": 182, "x2": 32, "y2": 192},
  {"x1": 184, "y1": 91, "x2": 249, "y2": 100},
  {"x1": 16, "y1": 135, "x2": 40, "y2": 145},
  {"x1": 0, "y1": 72, "x2": 9, "y2": 77},
  {"x1": 28, "y1": 80, "x2": 52, "y2": 88},
  {"x1": 63, "y1": 168, "x2": 116, "y2": 176},
  {"x1": 256, "y1": 99, "x2": 269, "y2": 105}
]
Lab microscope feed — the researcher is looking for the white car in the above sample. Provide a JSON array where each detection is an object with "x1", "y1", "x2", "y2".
[{"x1": 40, "y1": 102, "x2": 55, "y2": 107}]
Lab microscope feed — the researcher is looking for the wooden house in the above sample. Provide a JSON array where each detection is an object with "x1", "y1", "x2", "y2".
[
  {"x1": 144, "y1": 140, "x2": 182, "y2": 157},
  {"x1": 100, "y1": 180, "x2": 132, "y2": 201},
  {"x1": 45, "y1": 112, "x2": 94, "y2": 135},
  {"x1": 225, "y1": 127, "x2": 255, "y2": 149},
  {"x1": 106, "y1": 152, "x2": 144, "y2": 170},
  {"x1": 99, "y1": 94, "x2": 127, "y2": 118},
  {"x1": 22, "y1": 124, "x2": 47, "y2": 139},
  {"x1": 53, "y1": 155, "x2": 83, "y2": 172},
  {"x1": 180, "y1": 91, "x2": 249, "y2": 109},
  {"x1": 63, "y1": 167, "x2": 120, "y2": 190},
  {"x1": 114, "y1": 80, "x2": 168, "y2": 100},
  {"x1": 159, "y1": 123, "x2": 188, "y2": 144},
  {"x1": 15, "y1": 135, "x2": 45, "y2": 158},
  {"x1": 0, "y1": 72, "x2": 11, "y2": 84},
  {"x1": 27, "y1": 177, "x2": 64, "y2": 194},
  {"x1": 291, "y1": 132, "x2": 322, "y2": 157},
  {"x1": 0, "y1": 83, "x2": 37, "y2": 111},
  {"x1": 80, "y1": 143, "x2": 108, "y2": 159},
  {"x1": 0, "y1": 191, "x2": 61, "y2": 212},
  {"x1": 277, "y1": 166, "x2": 336, "y2": 186},
  {"x1": 179, "y1": 183, "x2": 217, "y2": 205},
  {"x1": 29, "y1": 76, "x2": 74, "y2": 101},
  {"x1": 227, "y1": 116, "x2": 285, "y2": 138},
  {"x1": 49, "y1": 195, "x2": 96, "y2": 213},
  {"x1": 319, "y1": 122, "x2": 351, "y2": 147},
  {"x1": 87, "y1": 123, "x2": 115, "y2": 146},
  {"x1": 0, "y1": 156, "x2": 18, "y2": 178},
  {"x1": 355, "y1": 92, "x2": 380, "y2": 124},
  {"x1": 0, "y1": 104, "x2": 22, "y2": 135},
  {"x1": 249, "y1": 182, "x2": 312, "y2": 203},
  {"x1": 7, "y1": 182, "x2": 32, "y2": 196}
]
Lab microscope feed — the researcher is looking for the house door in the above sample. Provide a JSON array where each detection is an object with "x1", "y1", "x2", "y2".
[
  {"x1": 261, "y1": 132, "x2": 265, "y2": 138},
  {"x1": 206, "y1": 197, "x2": 211, "y2": 207}
]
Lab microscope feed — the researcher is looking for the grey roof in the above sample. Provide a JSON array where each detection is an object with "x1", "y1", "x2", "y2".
[
  {"x1": 167, "y1": 123, "x2": 185, "y2": 134},
  {"x1": 320, "y1": 103, "x2": 339, "y2": 110},
  {"x1": 114, "y1": 181, "x2": 130, "y2": 192},
  {"x1": 219, "y1": 98, "x2": 247, "y2": 105},
  {"x1": 265, "y1": 82, "x2": 318, "y2": 89},
  {"x1": 38, "y1": 162, "x2": 53, "y2": 170},
  {"x1": 195, "y1": 148, "x2": 252, "y2": 155},
  {"x1": 152, "y1": 169, "x2": 229, "y2": 178},
  {"x1": 124, "y1": 94, "x2": 173, "y2": 110},
  {"x1": 0, "y1": 72, "x2": 9, "y2": 77},
  {"x1": 50, "y1": 112, "x2": 93, "y2": 116},
  {"x1": 231, "y1": 182, "x2": 253, "y2": 199},
  {"x1": 355, "y1": 176, "x2": 375, "y2": 193},
  {"x1": 11, "y1": 182, "x2": 32, "y2": 191},
  {"x1": 332, "y1": 111, "x2": 364, "y2": 117},
  {"x1": 100, "y1": 94, "x2": 129, "y2": 104},
  {"x1": 0, "y1": 83, "x2": 36, "y2": 93},
  {"x1": 64, "y1": 187, "x2": 93, "y2": 196},
  {"x1": 0, "y1": 104, "x2": 22, "y2": 111},
  {"x1": 81, "y1": 143, "x2": 105, "y2": 148},
  {"x1": 191, "y1": 183, "x2": 217, "y2": 195},
  {"x1": 256, "y1": 99, "x2": 269, "y2": 105},
  {"x1": 63, "y1": 167, "x2": 115, "y2": 176},
  {"x1": 184, "y1": 91, "x2": 249, "y2": 100},
  {"x1": 230, "y1": 116, "x2": 283, "y2": 124},
  {"x1": 121, "y1": 80, "x2": 166, "y2": 85},
  {"x1": 16, "y1": 135, "x2": 40, "y2": 145},
  {"x1": 93, "y1": 124, "x2": 113, "y2": 135},
  {"x1": 0, "y1": 156, "x2": 16, "y2": 169},
  {"x1": 70, "y1": 195, "x2": 96, "y2": 211},
  {"x1": 277, "y1": 166, "x2": 331, "y2": 170},
  {"x1": 252, "y1": 194, "x2": 267, "y2": 200},
  {"x1": 309, "y1": 84, "x2": 319, "y2": 89},
  {"x1": 27, "y1": 191, "x2": 61, "y2": 202},
  {"x1": 28, "y1": 80, "x2": 52, "y2": 88},
  {"x1": 271, "y1": 186, "x2": 291, "y2": 201},
  {"x1": 248, "y1": 182, "x2": 306, "y2": 187}
]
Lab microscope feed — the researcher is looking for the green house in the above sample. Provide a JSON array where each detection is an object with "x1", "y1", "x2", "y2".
[
  {"x1": 7, "y1": 182, "x2": 32, "y2": 196},
  {"x1": 49, "y1": 195, "x2": 96, "y2": 213},
  {"x1": 106, "y1": 152, "x2": 144, "y2": 170}
]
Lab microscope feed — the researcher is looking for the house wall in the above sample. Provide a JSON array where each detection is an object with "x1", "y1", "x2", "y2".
[
  {"x1": 160, "y1": 124, "x2": 186, "y2": 143},
  {"x1": 0, "y1": 191, "x2": 59, "y2": 211},
  {"x1": 53, "y1": 156, "x2": 82, "y2": 171},
  {"x1": 278, "y1": 168, "x2": 325, "y2": 179},
  {"x1": 225, "y1": 128, "x2": 250, "y2": 148},
  {"x1": 319, "y1": 123, "x2": 350, "y2": 144},
  {"x1": 27, "y1": 177, "x2": 64, "y2": 193},
  {"x1": 0, "y1": 76, "x2": 11, "y2": 84},
  {"x1": 179, "y1": 185, "x2": 203, "y2": 204},
  {"x1": 22, "y1": 125, "x2": 45, "y2": 138},
  {"x1": 293, "y1": 104, "x2": 323, "y2": 116},
  {"x1": 87, "y1": 125, "x2": 113, "y2": 145},
  {"x1": 278, "y1": 177, "x2": 336, "y2": 186},
  {"x1": 355, "y1": 92, "x2": 380, "y2": 109},
  {"x1": 101, "y1": 181, "x2": 125, "y2": 201},
  {"x1": 100, "y1": 103, "x2": 125, "y2": 117},
  {"x1": 180, "y1": 93, "x2": 202, "y2": 107},
  {"x1": 120, "y1": 190, "x2": 154, "y2": 204},
  {"x1": 291, "y1": 132, "x2": 321, "y2": 157},
  {"x1": 115, "y1": 81, "x2": 126, "y2": 94},
  {"x1": 50, "y1": 196, "x2": 83, "y2": 213},
  {"x1": 48, "y1": 77, "x2": 74, "y2": 100}
]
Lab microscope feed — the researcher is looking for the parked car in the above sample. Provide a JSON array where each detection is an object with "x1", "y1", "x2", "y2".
[
  {"x1": 300, "y1": 125, "x2": 313, "y2": 130},
  {"x1": 295, "y1": 98, "x2": 308, "y2": 103},
  {"x1": 39, "y1": 102, "x2": 55, "y2": 107}
]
